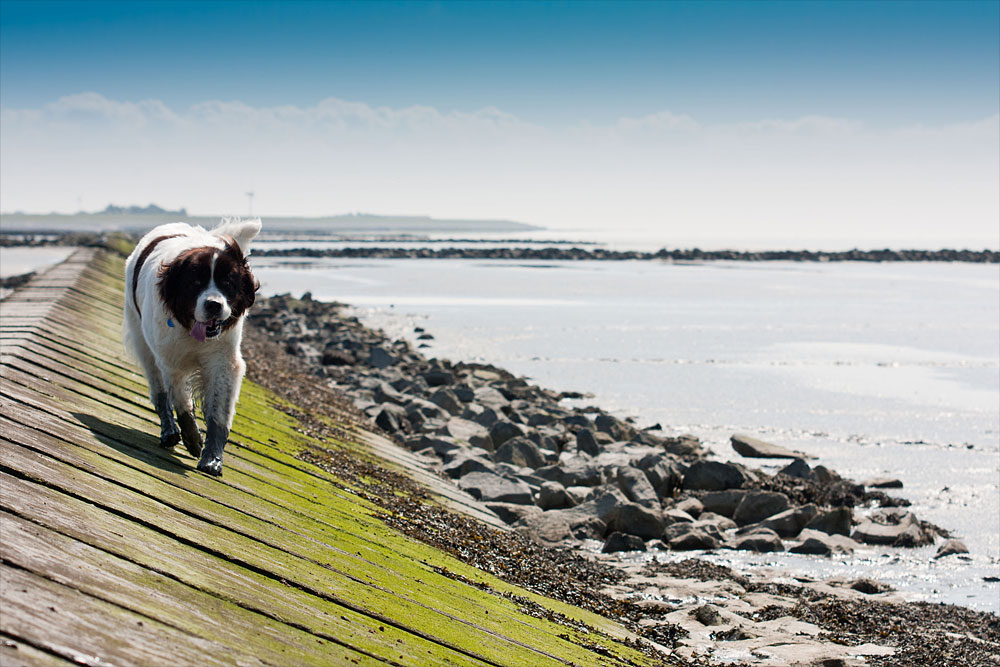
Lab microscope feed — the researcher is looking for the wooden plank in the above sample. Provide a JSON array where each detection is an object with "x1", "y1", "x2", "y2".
[
  {"x1": 0, "y1": 474, "x2": 489, "y2": 667},
  {"x1": 0, "y1": 635, "x2": 73, "y2": 666},
  {"x1": 0, "y1": 513, "x2": 385, "y2": 666},
  {"x1": 1, "y1": 566, "x2": 249, "y2": 667},
  {"x1": 0, "y1": 443, "x2": 572, "y2": 666}
]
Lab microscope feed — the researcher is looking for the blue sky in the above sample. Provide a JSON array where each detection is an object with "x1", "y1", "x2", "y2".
[
  {"x1": 1, "y1": 1, "x2": 998, "y2": 247},
  {"x1": 3, "y1": 1, "x2": 997, "y2": 126}
]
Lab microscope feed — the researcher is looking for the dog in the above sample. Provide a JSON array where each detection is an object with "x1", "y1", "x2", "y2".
[{"x1": 123, "y1": 219, "x2": 261, "y2": 476}]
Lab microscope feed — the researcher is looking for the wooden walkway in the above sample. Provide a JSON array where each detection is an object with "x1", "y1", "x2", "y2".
[{"x1": 0, "y1": 249, "x2": 653, "y2": 667}]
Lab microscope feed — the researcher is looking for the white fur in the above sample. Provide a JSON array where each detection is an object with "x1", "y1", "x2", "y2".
[{"x1": 123, "y1": 219, "x2": 260, "y2": 463}]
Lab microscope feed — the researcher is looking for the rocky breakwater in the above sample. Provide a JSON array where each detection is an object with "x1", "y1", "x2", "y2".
[{"x1": 248, "y1": 293, "x2": 966, "y2": 567}]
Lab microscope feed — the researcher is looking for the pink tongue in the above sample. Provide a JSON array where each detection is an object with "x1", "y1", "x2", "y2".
[{"x1": 190, "y1": 321, "x2": 207, "y2": 342}]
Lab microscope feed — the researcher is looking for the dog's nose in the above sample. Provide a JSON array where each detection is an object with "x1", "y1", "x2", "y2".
[{"x1": 204, "y1": 299, "x2": 223, "y2": 317}]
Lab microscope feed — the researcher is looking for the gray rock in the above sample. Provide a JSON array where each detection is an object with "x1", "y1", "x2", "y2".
[
  {"x1": 691, "y1": 604, "x2": 724, "y2": 626},
  {"x1": 602, "y1": 532, "x2": 646, "y2": 553},
  {"x1": 864, "y1": 477, "x2": 904, "y2": 489},
  {"x1": 674, "y1": 497, "x2": 703, "y2": 518},
  {"x1": 473, "y1": 386, "x2": 509, "y2": 410},
  {"x1": 663, "y1": 509, "x2": 696, "y2": 524},
  {"x1": 749, "y1": 503, "x2": 819, "y2": 538},
  {"x1": 934, "y1": 539, "x2": 969, "y2": 559},
  {"x1": 441, "y1": 452, "x2": 494, "y2": 479},
  {"x1": 735, "y1": 528, "x2": 785, "y2": 552},
  {"x1": 485, "y1": 502, "x2": 541, "y2": 525},
  {"x1": 440, "y1": 417, "x2": 489, "y2": 443},
  {"x1": 565, "y1": 486, "x2": 594, "y2": 505},
  {"x1": 616, "y1": 466, "x2": 660, "y2": 508},
  {"x1": 405, "y1": 398, "x2": 450, "y2": 423},
  {"x1": 700, "y1": 489, "x2": 749, "y2": 518},
  {"x1": 662, "y1": 434, "x2": 704, "y2": 457},
  {"x1": 545, "y1": 491, "x2": 626, "y2": 540},
  {"x1": 850, "y1": 579, "x2": 893, "y2": 595},
  {"x1": 430, "y1": 388, "x2": 464, "y2": 416},
  {"x1": 468, "y1": 434, "x2": 495, "y2": 453},
  {"x1": 373, "y1": 381, "x2": 405, "y2": 405},
  {"x1": 607, "y1": 502, "x2": 665, "y2": 540},
  {"x1": 494, "y1": 436, "x2": 546, "y2": 469},
  {"x1": 697, "y1": 512, "x2": 737, "y2": 531},
  {"x1": 536, "y1": 460, "x2": 603, "y2": 487},
  {"x1": 368, "y1": 346, "x2": 397, "y2": 369},
  {"x1": 732, "y1": 491, "x2": 791, "y2": 526},
  {"x1": 423, "y1": 368, "x2": 454, "y2": 386},
  {"x1": 515, "y1": 513, "x2": 572, "y2": 545},
  {"x1": 788, "y1": 529, "x2": 857, "y2": 556},
  {"x1": 404, "y1": 435, "x2": 462, "y2": 457},
  {"x1": 576, "y1": 428, "x2": 601, "y2": 456},
  {"x1": 458, "y1": 472, "x2": 534, "y2": 505},
  {"x1": 489, "y1": 420, "x2": 527, "y2": 449},
  {"x1": 804, "y1": 506, "x2": 853, "y2": 536},
  {"x1": 537, "y1": 481, "x2": 575, "y2": 510},
  {"x1": 778, "y1": 458, "x2": 812, "y2": 479},
  {"x1": 682, "y1": 461, "x2": 747, "y2": 491},
  {"x1": 668, "y1": 527, "x2": 721, "y2": 551},
  {"x1": 853, "y1": 511, "x2": 932, "y2": 547},
  {"x1": 594, "y1": 414, "x2": 635, "y2": 441},
  {"x1": 730, "y1": 433, "x2": 805, "y2": 459},
  {"x1": 374, "y1": 404, "x2": 408, "y2": 433},
  {"x1": 474, "y1": 406, "x2": 501, "y2": 428}
]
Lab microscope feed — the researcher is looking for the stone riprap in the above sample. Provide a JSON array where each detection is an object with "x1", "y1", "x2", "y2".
[{"x1": 249, "y1": 293, "x2": 955, "y2": 561}]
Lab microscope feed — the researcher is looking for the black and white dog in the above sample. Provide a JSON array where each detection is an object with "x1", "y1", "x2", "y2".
[{"x1": 123, "y1": 219, "x2": 261, "y2": 476}]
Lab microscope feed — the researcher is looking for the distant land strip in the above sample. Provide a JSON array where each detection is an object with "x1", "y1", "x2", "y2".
[{"x1": 255, "y1": 246, "x2": 1000, "y2": 263}]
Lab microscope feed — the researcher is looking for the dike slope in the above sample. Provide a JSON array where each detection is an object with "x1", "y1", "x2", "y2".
[{"x1": 0, "y1": 248, "x2": 660, "y2": 666}]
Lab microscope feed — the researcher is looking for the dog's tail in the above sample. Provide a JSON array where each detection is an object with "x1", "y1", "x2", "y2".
[{"x1": 214, "y1": 218, "x2": 262, "y2": 255}]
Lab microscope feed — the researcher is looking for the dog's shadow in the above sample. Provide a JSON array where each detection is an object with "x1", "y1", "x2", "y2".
[{"x1": 72, "y1": 412, "x2": 192, "y2": 477}]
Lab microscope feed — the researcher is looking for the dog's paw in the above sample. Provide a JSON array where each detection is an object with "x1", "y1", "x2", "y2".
[
  {"x1": 197, "y1": 456, "x2": 223, "y2": 477},
  {"x1": 182, "y1": 434, "x2": 203, "y2": 458},
  {"x1": 159, "y1": 430, "x2": 181, "y2": 449}
]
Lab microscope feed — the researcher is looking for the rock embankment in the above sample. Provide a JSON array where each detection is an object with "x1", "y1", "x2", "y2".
[
  {"x1": 254, "y1": 246, "x2": 1000, "y2": 263},
  {"x1": 249, "y1": 293, "x2": 960, "y2": 560}
]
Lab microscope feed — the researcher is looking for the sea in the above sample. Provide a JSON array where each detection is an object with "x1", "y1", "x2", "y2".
[{"x1": 4, "y1": 233, "x2": 997, "y2": 611}]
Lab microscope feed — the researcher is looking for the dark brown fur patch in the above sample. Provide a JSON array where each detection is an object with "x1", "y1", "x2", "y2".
[{"x1": 132, "y1": 234, "x2": 180, "y2": 317}]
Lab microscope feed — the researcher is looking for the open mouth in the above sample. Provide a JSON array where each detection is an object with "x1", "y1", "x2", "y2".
[{"x1": 190, "y1": 319, "x2": 222, "y2": 342}]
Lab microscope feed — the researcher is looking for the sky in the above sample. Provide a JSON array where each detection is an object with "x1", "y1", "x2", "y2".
[{"x1": 1, "y1": 0, "x2": 998, "y2": 247}]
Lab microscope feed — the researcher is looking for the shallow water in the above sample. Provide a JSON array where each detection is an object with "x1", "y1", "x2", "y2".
[{"x1": 253, "y1": 256, "x2": 1000, "y2": 611}]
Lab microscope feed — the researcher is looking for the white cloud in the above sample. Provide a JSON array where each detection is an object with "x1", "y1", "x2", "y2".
[{"x1": 1, "y1": 92, "x2": 997, "y2": 248}]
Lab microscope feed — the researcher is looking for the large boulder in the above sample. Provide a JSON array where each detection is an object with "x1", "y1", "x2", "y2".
[
  {"x1": 458, "y1": 472, "x2": 533, "y2": 505},
  {"x1": 514, "y1": 513, "x2": 572, "y2": 545},
  {"x1": 439, "y1": 417, "x2": 489, "y2": 443},
  {"x1": 489, "y1": 420, "x2": 527, "y2": 449},
  {"x1": 750, "y1": 503, "x2": 819, "y2": 538},
  {"x1": 493, "y1": 437, "x2": 546, "y2": 469},
  {"x1": 934, "y1": 539, "x2": 969, "y2": 559},
  {"x1": 430, "y1": 388, "x2": 464, "y2": 416},
  {"x1": 536, "y1": 460, "x2": 603, "y2": 487},
  {"x1": 734, "y1": 528, "x2": 784, "y2": 552},
  {"x1": 853, "y1": 511, "x2": 932, "y2": 547},
  {"x1": 607, "y1": 502, "x2": 665, "y2": 540},
  {"x1": 682, "y1": 461, "x2": 747, "y2": 491},
  {"x1": 700, "y1": 489, "x2": 748, "y2": 518},
  {"x1": 804, "y1": 506, "x2": 853, "y2": 536},
  {"x1": 602, "y1": 532, "x2": 646, "y2": 553},
  {"x1": 594, "y1": 414, "x2": 635, "y2": 441},
  {"x1": 788, "y1": 529, "x2": 857, "y2": 556},
  {"x1": 576, "y1": 428, "x2": 601, "y2": 456},
  {"x1": 730, "y1": 433, "x2": 805, "y2": 459},
  {"x1": 441, "y1": 452, "x2": 494, "y2": 479},
  {"x1": 616, "y1": 466, "x2": 660, "y2": 508},
  {"x1": 374, "y1": 404, "x2": 409, "y2": 434},
  {"x1": 668, "y1": 527, "x2": 720, "y2": 551},
  {"x1": 537, "y1": 481, "x2": 575, "y2": 510},
  {"x1": 732, "y1": 491, "x2": 791, "y2": 526}
]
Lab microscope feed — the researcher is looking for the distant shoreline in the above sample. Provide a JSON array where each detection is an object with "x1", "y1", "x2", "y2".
[{"x1": 255, "y1": 245, "x2": 1000, "y2": 263}]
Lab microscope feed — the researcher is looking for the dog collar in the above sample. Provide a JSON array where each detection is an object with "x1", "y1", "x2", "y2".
[{"x1": 167, "y1": 318, "x2": 175, "y2": 328}]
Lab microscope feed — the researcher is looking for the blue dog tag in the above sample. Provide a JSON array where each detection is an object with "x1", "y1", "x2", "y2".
[{"x1": 167, "y1": 318, "x2": 175, "y2": 328}]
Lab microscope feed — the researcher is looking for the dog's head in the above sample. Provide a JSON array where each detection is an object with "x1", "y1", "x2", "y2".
[{"x1": 158, "y1": 240, "x2": 259, "y2": 341}]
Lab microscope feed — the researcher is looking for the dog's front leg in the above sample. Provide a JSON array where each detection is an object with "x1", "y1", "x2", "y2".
[{"x1": 196, "y1": 355, "x2": 246, "y2": 477}]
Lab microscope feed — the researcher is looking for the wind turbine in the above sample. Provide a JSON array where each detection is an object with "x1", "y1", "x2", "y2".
[{"x1": 246, "y1": 191, "x2": 255, "y2": 217}]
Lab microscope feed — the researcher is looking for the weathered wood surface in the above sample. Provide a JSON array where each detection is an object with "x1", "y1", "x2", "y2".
[{"x1": 0, "y1": 249, "x2": 652, "y2": 666}]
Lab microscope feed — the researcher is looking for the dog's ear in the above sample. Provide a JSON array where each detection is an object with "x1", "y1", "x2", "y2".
[
  {"x1": 158, "y1": 250, "x2": 204, "y2": 329},
  {"x1": 214, "y1": 218, "x2": 261, "y2": 255},
  {"x1": 219, "y1": 240, "x2": 260, "y2": 319}
]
